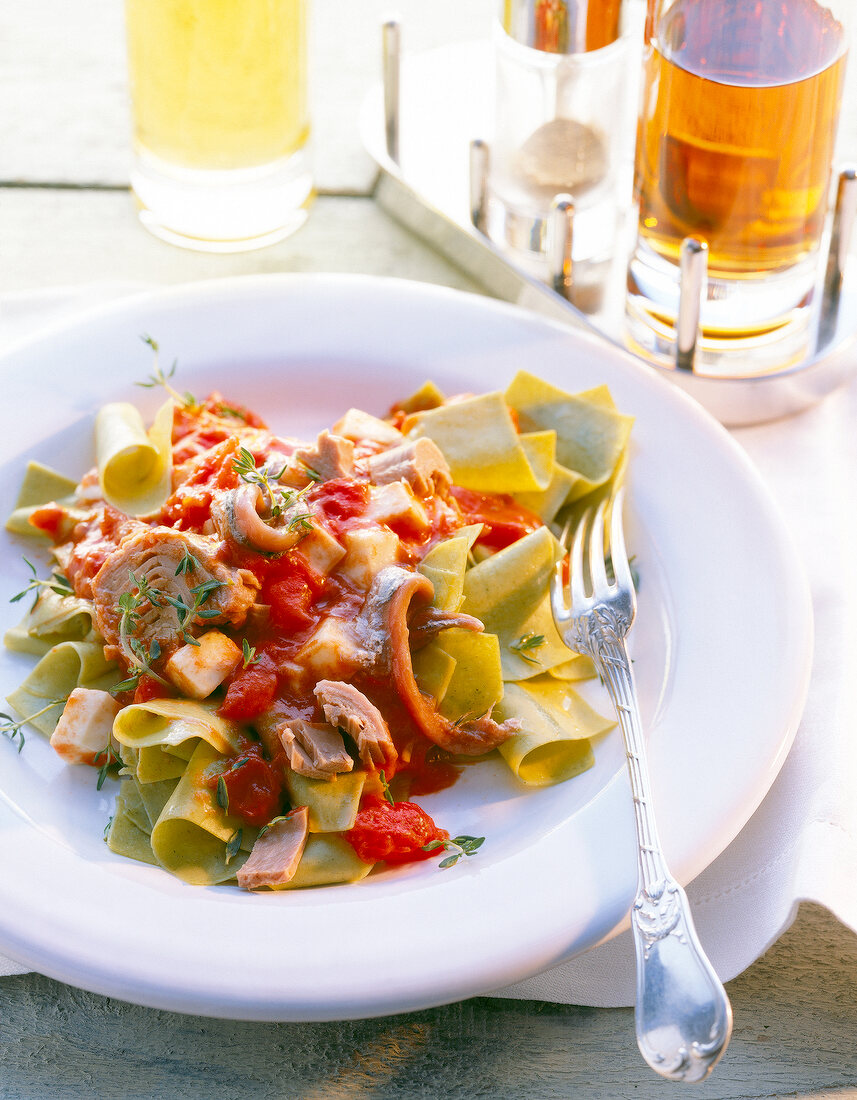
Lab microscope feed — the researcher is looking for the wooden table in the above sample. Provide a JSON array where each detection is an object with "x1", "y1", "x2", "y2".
[{"x1": 2, "y1": 2, "x2": 857, "y2": 1096}]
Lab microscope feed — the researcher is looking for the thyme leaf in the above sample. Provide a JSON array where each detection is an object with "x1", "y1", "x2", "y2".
[
  {"x1": 509, "y1": 632, "x2": 546, "y2": 665},
  {"x1": 10, "y1": 558, "x2": 74, "y2": 610},
  {"x1": 242, "y1": 638, "x2": 259, "y2": 668},
  {"x1": 94, "y1": 743, "x2": 123, "y2": 790},
  {"x1": 135, "y1": 335, "x2": 196, "y2": 407},
  {"x1": 225, "y1": 828, "x2": 243, "y2": 865},
  {"x1": 378, "y1": 770, "x2": 394, "y2": 807},
  {"x1": 0, "y1": 699, "x2": 64, "y2": 752},
  {"x1": 422, "y1": 834, "x2": 485, "y2": 868}
]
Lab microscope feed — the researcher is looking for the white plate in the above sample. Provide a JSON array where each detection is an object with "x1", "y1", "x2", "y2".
[{"x1": 0, "y1": 274, "x2": 812, "y2": 1020}]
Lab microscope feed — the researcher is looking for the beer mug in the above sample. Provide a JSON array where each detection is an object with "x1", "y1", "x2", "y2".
[
  {"x1": 626, "y1": 0, "x2": 850, "y2": 363},
  {"x1": 125, "y1": 0, "x2": 313, "y2": 252}
]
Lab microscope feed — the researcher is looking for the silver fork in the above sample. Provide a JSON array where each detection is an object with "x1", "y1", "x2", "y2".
[{"x1": 551, "y1": 487, "x2": 733, "y2": 1083}]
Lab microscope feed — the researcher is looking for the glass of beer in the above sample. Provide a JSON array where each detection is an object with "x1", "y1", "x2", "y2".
[
  {"x1": 626, "y1": 0, "x2": 850, "y2": 362},
  {"x1": 125, "y1": 0, "x2": 313, "y2": 252}
]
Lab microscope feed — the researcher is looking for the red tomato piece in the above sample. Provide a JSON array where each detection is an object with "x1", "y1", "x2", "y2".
[
  {"x1": 262, "y1": 553, "x2": 324, "y2": 633},
  {"x1": 449, "y1": 485, "x2": 543, "y2": 551},
  {"x1": 218, "y1": 654, "x2": 279, "y2": 721},
  {"x1": 133, "y1": 676, "x2": 174, "y2": 704},
  {"x1": 310, "y1": 479, "x2": 368, "y2": 538},
  {"x1": 344, "y1": 797, "x2": 448, "y2": 865},
  {"x1": 219, "y1": 749, "x2": 283, "y2": 827}
]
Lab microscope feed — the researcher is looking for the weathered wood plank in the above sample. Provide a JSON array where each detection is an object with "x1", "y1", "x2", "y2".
[{"x1": 0, "y1": 904, "x2": 855, "y2": 1099}]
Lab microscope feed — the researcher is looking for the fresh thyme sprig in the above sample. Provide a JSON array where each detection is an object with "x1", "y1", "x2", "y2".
[
  {"x1": 509, "y1": 632, "x2": 546, "y2": 665},
  {"x1": 162, "y1": 579, "x2": 224, "y2": 645},
  {"x1": 241, "y1": 638, "x2": 259, "y2": 668},
  {"x1": 10, "y1": 558, "x2": 74, "y2": 611},
  {"x1": 422, "y1": 835, "x2": 485, "y2": 869},
  {"x1": 136, "y1": 335, "x2": 197, "y2": 408},
  {"x1": 378, "y1": 770, "x2": 395, "y2": 806},
  {"x1": 233, "y1": 447, "x2": 287, "y2": 502},
  {"x1": 232, "y1": 447, "x2": 315, "y2": 532},
  {"x1": 111, "y1": 638, "x2": 162, "y2": 695},
  {"x1": 225, "y1": 828, "x2": 243, "y2": 864},
  {"x1": 175, "y1": 547, "x2": 200, "y2": 577},
  {"x1": 94, "y1": 743, "x2": 124, "y2": 790},
  {"x1": 0, "y1": 699, "x2": 64, "y2": 753}
]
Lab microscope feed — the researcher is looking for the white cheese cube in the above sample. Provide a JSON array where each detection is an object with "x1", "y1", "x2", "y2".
[
  {"x1": 299, "y1": 523, "x2": 346, "y2": 576},
  {"x1": 295, "y1": 617, "x2": 366, "y2": 679},
  {"x1": 165, "y1": 631, "x2": 242, "y2": 700},
  {"x1": 338, "y1": 527, "x2": 400, "y2": 589},
  {"x1": 365, "y1": 481, "x2": 429, "y2": 532},
  {"x1": 50, "y1": 687, "x2": 121, "y2": 766}
]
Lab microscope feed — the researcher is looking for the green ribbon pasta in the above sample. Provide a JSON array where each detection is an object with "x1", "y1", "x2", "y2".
[
  {"x1": 417, "y1": 523, "x2": 482, "y2": 612},
  {"x1": 149, "y1": 739, "x2": 253, "y2": 885},
  {"x1": 5, "y1": 640, "x2": 118, "y2": 737},
  {"x1": 461, "y1": 526, "x2": 571, "y2": 681},
  {"x1": 96, "y1": 398, "x2": 174, "y2": 517},
  {"x1": 5, "y1": 461, "x2": 80, "y2": 538},
  {"x1": 281, "y1": 835, "x2": 374, "y2": 889},
  {"x1": 107, "y1": 793, "x2": 160, "y2": 867},
  {"x1": 285, "y1": 771, "x2": 367, "y2": 832},
  {"x1": 113, "y1": 698, "x2": 244, "y2": 756},
  {"x1": 409, "y1": 392, "x2": 555, "y2": 494},
  {"x1": 494, "y1": 677, "x2": 614, "y2": 785},
  {"x1": 505, "y1": 372, "x2": 634, "y2": 502},
  {"x1": 4, "y1": 589, "x2": 98, "y2": 658}
]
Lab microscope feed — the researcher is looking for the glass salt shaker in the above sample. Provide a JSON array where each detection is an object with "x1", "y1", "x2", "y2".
[{"x1": 487, "y1": 0, "x2": 633, "y2": 278}]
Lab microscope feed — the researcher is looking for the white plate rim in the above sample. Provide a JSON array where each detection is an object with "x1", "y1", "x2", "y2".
[{"x1": 0, "y1": 273, "x2": 813, "y2": 1019}]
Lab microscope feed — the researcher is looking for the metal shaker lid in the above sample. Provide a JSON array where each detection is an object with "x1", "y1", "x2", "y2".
[{"x1": 499, "y1": 0, "x2": 622, "y2": 53}]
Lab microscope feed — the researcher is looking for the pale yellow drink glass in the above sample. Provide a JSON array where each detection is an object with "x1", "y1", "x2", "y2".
[{"x1": 125, "y1": 0, "x2": 313, "y2": 251}]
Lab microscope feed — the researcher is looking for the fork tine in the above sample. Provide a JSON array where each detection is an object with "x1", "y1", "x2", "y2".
[
  {"x1": 569, "y1": 507, "x2": 591, "y2": 607},
  {"x1": 608, "y1": 487, "x2": 634, "y2": 598},
  {"x1": 551, "y1": 514, "x2": 573, "y2": 618},
  {"x1": 588, "y1": 499, "x2": 609, "y2": 594}
]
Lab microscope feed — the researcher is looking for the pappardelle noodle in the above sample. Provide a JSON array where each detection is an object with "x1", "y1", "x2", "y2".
[{"x1": 3, "y1": 363, "x2": 632, "y2": 890}]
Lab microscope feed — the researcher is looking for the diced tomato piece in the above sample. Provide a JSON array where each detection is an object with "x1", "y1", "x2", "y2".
[
  {"x1": 133, "y1": 676, "x2": 174, "y2": 704},
  {"x1": 29, "y1": 505, "x2": 65, "y2": 540},
  {"x1": 310, "y1": 478, "x2": 368, "y2": 538},
  {"x1": 449, "y1": 485, "x2": 543, "y2": 551},
  {"x1": 344, "y1": 796, "x2": 448, "y2": 865},
  {"x1": 218, "y1": 654, "x2": 279, "y2": 720},
  {"x1": 262, "y1": 552, "x2": 324, "y2": 633},
  {"x1": 217, "y1": 748, "x2": 284, "y2": 827}
]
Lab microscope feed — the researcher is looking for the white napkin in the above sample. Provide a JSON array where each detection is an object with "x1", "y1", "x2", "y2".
[{"x1": 1, "y1": 284, "x2": 856, "y2": 1005}]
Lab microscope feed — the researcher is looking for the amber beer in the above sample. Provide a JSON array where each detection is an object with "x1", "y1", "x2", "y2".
[{"x1": 635, "y1": 0, "x2": 847, "y2": 277}]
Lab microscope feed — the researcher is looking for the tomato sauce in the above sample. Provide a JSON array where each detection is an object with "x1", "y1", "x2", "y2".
[{"x1": 449, "y1": 485, "x2": 543, "y2": 550}]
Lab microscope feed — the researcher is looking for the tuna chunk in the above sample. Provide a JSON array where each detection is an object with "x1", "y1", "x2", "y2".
[
  {"x1": 236, "y1": 807, "x2": 309, "y2": 890},
  {"x1": 279, "y1": 719, "x2": 354, "y2": 779},
  {"x1": 91, "y1": 527, "x2": 259, "y2": 661},
  {"x1": 314, "y1": 680, "x2": 397, "y2": 769},
  {"x1": 294, "y1": 430, "x2": 355, "y2": 481},
  {"x1": 366, "y1": 438, "x2": 451, "y2": 497}
]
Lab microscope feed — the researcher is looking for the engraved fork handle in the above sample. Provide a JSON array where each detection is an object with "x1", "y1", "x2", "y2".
[{"x1": 584, "y1": 619, "x2": 733, "y2": 1084}]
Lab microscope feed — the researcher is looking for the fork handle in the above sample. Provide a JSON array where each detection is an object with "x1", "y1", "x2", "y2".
[{"x1": 588, "y1": 623, "x2": 733, "y2": 1084}]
